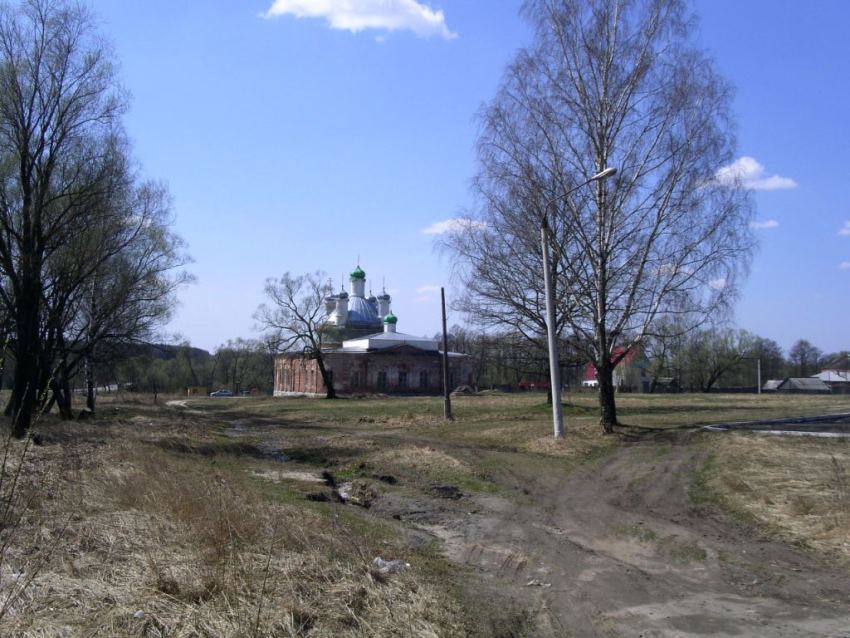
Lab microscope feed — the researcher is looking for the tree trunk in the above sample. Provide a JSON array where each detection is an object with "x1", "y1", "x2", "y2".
[
  {"x1": 49, "y1": 364, "x2": 74, "y2": 420},
  {"x1": 316, "y1": 355, "x2": 336, "y2": 399},
  {"x1": 86, "y1": 354, "x2": 96, "y2": 413},
  {"x1": 50, "y1": 380, "x2": 73, "y2": 420},
  {"x1": 596, "y1": 359, "x2": 618, "y2": 433},
  {"x1": 10, "y1": 286, "x2": 41, "y2": 437}
]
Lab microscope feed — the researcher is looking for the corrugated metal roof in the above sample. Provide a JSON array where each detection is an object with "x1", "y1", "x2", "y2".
[
  {"x1": 778, "y1": 378, "x2": 831, "y2": 392},
  {"x1": 812, "y1": 370, "x2": 850, "y2": 382},
  {"x1": 343, "y1": 331, "x2": 440, "y2": 352}
]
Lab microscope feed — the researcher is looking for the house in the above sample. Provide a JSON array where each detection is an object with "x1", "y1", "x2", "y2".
[
  {"x1": 274, "y1": 265, "x2": 472, "y2": 397},
  {"x1": 811, "y1": 370, "x2": 850, "y2": 393},
  {"x1": 518, "y1": 379, "x2": 551, "y2": 391},
  {"x1": 761, "y1": 379, "x2": 783, "y2": 392},
  {"x1": 776, "y1": 377, "x2": 832, "y2": 394},
  {"x1": 650, "y1": 377, "x2": 679, "y2": 393},
  {"x1": 583, "y1": 346, "x2": 651, "y2": 392}
]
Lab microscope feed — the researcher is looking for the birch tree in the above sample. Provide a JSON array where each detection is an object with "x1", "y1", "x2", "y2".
[{"x1": 443, "y1": 0, "x2": 754, "y2": 431}]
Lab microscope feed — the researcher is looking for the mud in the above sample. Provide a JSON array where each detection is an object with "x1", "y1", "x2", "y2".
[{"x1": 376, "y1": 432, "x2": 850, "y2": 637}]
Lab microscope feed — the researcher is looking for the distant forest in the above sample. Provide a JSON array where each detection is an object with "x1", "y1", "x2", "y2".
[{"x1": 0, "y1": 327, "x2": 838, "y2": 400}]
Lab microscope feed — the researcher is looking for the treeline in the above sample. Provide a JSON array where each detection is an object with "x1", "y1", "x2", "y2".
[
  {"x1": 440, "y1": 326, "x2": 842, "y2": 393},
  {"x1": 93, "y1": 339, "x2": 275, "y2": 396},
  {"x1": 33, "y1": 328, "x2": 836, "y2": 401}
]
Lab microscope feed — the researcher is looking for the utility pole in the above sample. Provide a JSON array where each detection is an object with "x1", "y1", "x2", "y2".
[
  {"x1": 541, "y1": 217, "x2": 564, "y2": 438},
  {"x1": 537, "y1": 167, "x2": 616, "y2": 439},
  {"x1": 441, "y1": 287, "x2": 452, "y2": 421}
]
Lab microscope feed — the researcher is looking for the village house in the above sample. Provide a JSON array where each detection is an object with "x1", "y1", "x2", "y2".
[
  {"x1": 583, "y1": 346, "x2": 651, "y2": 393},
  {"x1": 274, "y1": 265, "x2": 472, "y2": 397},
  {"x1": 810, "y1": 369, "x2": 850, "y2": 393}
]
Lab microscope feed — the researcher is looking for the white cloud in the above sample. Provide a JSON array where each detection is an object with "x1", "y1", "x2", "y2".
[
  {"x1": 655, "y1": 263, "x2": 692, "y2": 277},
  {"x1": 262, "y1": 0, "x2": 457, "y2": 39},
  {"x1": 414, "y1": 295, "x2": 434, "y2": 303},
  {"x1": 416, "y1": 284, "x2": 441, "y2": 294},
  {"x1": 715, "y1": 156, "x2": 797, "y2": 191},
  {"x1": 708, "y1": 277, "x2": 727, "y2": 290},
  {"x1": 841, "y1": 262, "x2": 850, "y2": 270},
  {"x1": 421, "y1": 218, "x2": 486, "y2": 235},
  {"x1": 749, "y1": 219, "x2": 779, "y2": 230},
  {"x1": 839, "y1": 221, "x2": 850, "y2": 236}
]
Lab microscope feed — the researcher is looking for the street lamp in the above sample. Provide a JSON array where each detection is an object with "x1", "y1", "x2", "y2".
[{"x1": 541, "y1": 167, "x2": 617, "y2": 438}]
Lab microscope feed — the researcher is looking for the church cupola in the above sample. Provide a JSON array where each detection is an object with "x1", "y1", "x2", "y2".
[
  {"x1": 377, "y1": 287, "x2": 391, "y2": 317},
  {"x1": 335, "y1": 288, "x2": 349, "y2": 326},
  {"x1": 350, "y1": 265, "x2": 366, "y2": 298},
  {"x1": 383, "y1": 312, "x2": 398, "y2": 333}
]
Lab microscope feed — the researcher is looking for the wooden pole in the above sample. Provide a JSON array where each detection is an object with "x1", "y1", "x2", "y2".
[{"x1": 441, "y1": 287, "x2": 452, "y2": 421}]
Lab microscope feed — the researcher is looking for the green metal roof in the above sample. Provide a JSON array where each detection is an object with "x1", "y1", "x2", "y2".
[
  {"x1": 383, "y1": 312, "x2": 398, "y2": 324},
  {"x1": 350, "y1": 265, "x2": 366, "y2": 280}
]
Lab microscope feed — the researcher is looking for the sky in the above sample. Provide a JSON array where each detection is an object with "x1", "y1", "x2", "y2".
[{"x1": 84, "y1": 0, "x2": 850, "y2": 355}]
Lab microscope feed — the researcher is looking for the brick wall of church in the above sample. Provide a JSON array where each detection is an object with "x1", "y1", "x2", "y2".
[{"x1": 274, "y1": 351, "x2": 472, "y2": 396}]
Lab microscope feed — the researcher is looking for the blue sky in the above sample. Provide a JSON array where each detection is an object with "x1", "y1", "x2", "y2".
[{"x1": 86, "y1": 0, "x2": 850, "y2": 355}]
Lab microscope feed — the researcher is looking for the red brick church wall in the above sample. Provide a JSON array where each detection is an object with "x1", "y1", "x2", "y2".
[{"x1": 274, "y1": 352, "x2": 471, "y2": 395}]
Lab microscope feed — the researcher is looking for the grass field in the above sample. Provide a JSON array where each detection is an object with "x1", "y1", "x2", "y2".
[{"x1": 0, "y1": 391, "x2": 848, "y2": 636}]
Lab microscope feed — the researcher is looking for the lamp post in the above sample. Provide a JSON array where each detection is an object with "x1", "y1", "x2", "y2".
[{"x1": 541, "y1": 167, "x2": 617, "y2": 438}]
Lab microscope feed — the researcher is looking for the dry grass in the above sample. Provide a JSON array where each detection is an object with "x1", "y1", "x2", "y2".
[
  {"x1": 0, "y1": 428, "x2": 469, "y2": 637},
  {"x1": 704, "y1": 433, "x2": 850, "y2": 564},
  {"x1": 4, "y1": 391, "x2": 850, "y2": 635},
  {"x1": 369, "y1": 446, "x2": 470, "y2": 476}
]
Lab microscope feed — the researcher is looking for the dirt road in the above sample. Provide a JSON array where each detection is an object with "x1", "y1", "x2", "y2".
[{"x1": 375, "y1": 432, "x2": 850, "y2": 637}]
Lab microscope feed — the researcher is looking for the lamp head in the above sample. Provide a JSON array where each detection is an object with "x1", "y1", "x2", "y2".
[{"x1": 589, "y1": 167, "x2": 617, "y2": 181}]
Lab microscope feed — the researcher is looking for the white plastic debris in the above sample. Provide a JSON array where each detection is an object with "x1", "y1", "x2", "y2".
[
  {"x1": 337, "y1": 482, "x2": 353, "y2": 502},
  {"x1": 133, "y1": 610, "x2": 145, "y2": 619},
  {"x1": 371, "y1": 557, "x2": 409, "y2": 575},
  {"x1": 525, "y1": 579, "x2": 551, "y2": 587}
]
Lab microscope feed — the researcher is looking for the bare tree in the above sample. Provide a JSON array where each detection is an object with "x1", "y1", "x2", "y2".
[
  {"x1": 442, "y1": 0, "x2": 754, "y2": 432},
  {"x1": 788, "y1": 339, "x2": 822, "y2": 378},
  {"x1": 52, "y1": 182, "x2": 190, "y2": 415},
  {"x1": 0, "y1": 0, "x2": 187, "y2": 434},
  {"x1": 255, "y1": 272, "x2": 336, "y2": 399},
  {"x1": 681, "y1": 328, "x2": 753, "y2": 392}
]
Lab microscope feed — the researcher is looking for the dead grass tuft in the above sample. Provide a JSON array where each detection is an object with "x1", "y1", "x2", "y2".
[{"x1": 370, "y1": 445, "x2": 469, "y2": 475}]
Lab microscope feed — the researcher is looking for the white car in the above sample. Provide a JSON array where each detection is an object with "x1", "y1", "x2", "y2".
[{"x1": 582, "y1": 379, "x2": 599, "y2": 388}]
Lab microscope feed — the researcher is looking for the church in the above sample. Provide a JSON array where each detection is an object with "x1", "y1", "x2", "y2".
[{"x1": 273, "y1": 265, "x2": 472, "y2": 397}]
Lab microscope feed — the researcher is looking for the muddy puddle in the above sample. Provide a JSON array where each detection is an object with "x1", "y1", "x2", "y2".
[{"x1": 704, "y1": 412, "x2": 850, "y2": 437}]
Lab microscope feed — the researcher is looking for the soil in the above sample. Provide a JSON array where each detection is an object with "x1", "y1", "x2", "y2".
[
  {"x1": 370, "y1": 431, "x2": 850, "y2": 637},
  {"x1": 165, "y1": 401, "x2": 850, "y2": 637}
]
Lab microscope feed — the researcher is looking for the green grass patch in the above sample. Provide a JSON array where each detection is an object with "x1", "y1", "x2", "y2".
[
  {"x1": 689, "y1": 450, "x2": 721, "y2": 506},
  {"x1": 611, "y1": 522, "x2": 658, "y2": 543},
  {"x1": 668, "y1": 540, "x2": 708, "y2": 564}
]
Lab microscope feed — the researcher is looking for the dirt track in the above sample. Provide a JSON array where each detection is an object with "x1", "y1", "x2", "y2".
[{"x1": 375, "y1": 432, "x2": 850, "y2": 637}]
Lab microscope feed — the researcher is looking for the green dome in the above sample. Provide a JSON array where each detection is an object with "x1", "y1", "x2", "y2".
[
  {"x1": 350, "y1": 265, "x2": 366, "y2": 280},
  {"x1": 383, "y1": 312, "x2": 398, "y2": 324}
]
